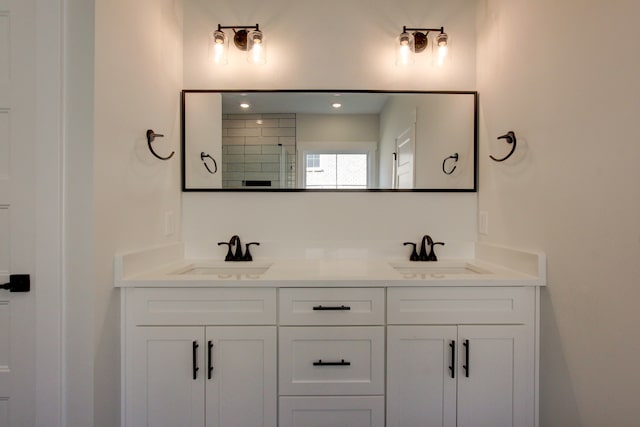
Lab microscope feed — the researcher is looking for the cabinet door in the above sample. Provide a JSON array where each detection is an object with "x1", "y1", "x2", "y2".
[
  {"x1": 205, "y1": 326, "x2": 277, "y2": 427},
  {"x1": 387, "y1": 326, "x2": 457, "y2": 427},
  {"x1": 128, "y1": 327, "x2": 205, "y2": 427},
  {"x1": 457, "y1": 325, "x2": 534, "y2": 427}
]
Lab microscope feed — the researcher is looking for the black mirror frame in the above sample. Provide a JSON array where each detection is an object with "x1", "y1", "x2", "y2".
[{"x1": 181, "y1": 89, "x2": 478, "y2": 193}]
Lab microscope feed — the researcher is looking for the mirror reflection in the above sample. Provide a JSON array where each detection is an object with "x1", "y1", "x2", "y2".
[{"x1": 182, "y1": 91, "x2": 477, "y2": 191}]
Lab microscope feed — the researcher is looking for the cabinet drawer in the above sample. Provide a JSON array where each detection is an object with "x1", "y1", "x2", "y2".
[
  {"x1": 279, "y1": 327, "x2": 384, "y2": 396},
  {"x1": 129, "y1": 288, "x2": 276, "y2": 325},
  {"x1": 387, "y1": 287, "x2": 534, "y2": 325},
  {"x1": 279, "y1": 288, "x2": 385, "y2": 325},
  {"x1": 279, "y1": 396, "x2": 385, "y2": 427}
]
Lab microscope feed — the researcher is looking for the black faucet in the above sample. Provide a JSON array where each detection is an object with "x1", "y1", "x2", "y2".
[
  {"x1": 404, "y1": 235, "x2": 445, "y2": 261},
  {"x1": 217, "y1": 235, "x2": 260, "y2": 261}
]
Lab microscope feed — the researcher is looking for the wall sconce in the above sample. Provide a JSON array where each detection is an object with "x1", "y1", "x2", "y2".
[
  {"x1": 396, "y1": 26, "x2": 449, "y2": 66},
  {"x1": 209, "y1": 24, "x2": 266, "y2": 65}
]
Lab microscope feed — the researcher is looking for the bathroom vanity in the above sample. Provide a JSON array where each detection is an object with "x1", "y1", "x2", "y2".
[{"x1": 116, "y1": 243, "x2": 545, "y2": 427}]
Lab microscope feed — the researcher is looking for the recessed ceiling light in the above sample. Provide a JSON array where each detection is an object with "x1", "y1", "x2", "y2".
[
  {"x1": 332, "y1": 103, "x2": 342, "y2": 109},
  {"x1": 240, "y1": 103, "x2": 250, "y2": 109}
]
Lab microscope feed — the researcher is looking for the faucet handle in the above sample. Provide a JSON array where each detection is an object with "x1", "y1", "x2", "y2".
[
  {"x1": 243, "y1": 242, "x2": 260, "y2": 261},
  {"x1": 217, "y1": 242, "x2": 233, "y2": 261},
  {"x1": 427, "y1": 242, "x2": 445, "y2": 261},
  {"x1": 403, "y1": 242, "x2": 419, "y2": 261}
]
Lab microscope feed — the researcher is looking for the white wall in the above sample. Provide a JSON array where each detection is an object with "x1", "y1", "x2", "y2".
[
  {"x1": 83, "y1": 1, "x2": 184, "y2": 426},
  {"x1": 64, "y1": 1, "x2": 95, "y2": 425},
  {"x1": 476, "y1": 1, "x2": 640, "y2": 425},
  {"x1": 297, "y1": 114, "x2": 380, "y2": 143},
  {"x1": 183, "y1": 192, "x2": 476, "y2": 260},
  {"x1": 182, "y1": 0, "x2": 478, "y2": 256},
  {"x1": 184, "y1": 0, "x2": 477, "y2": 91}
]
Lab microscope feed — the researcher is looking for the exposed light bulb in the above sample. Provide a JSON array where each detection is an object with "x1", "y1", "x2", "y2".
[
  {"x1": 332, "y1": 103, "x2": 342, "y2": 109},
  {"x1": 240, "y1": 103, "x2": 250, "y2": 109},
  {"x1": 396, "y1": 32, "x2": 414, "y2": 66},
  {"x1": 247, "y1": 29, "x2": 266, "y2": 64},
  {"x1": 209, "y1": 30, "x2": 228, "y2": 65},
  {"x1": 436, "y1": 32, "x2": 449, "y2": 66}
]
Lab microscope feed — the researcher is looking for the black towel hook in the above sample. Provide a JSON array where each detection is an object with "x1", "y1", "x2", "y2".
[
  {"x1": 442, "y1": 153, "x2": 459, "y2": 175},
  {"x1": 490, "y1": 131, "x2": 517, "y2": 162},
  {"x1": 201, "y1": 152, "x2": 218, "y2": 174},
  {"x1": 146, "y1": 129, "x2": 174, "y2": 161}
]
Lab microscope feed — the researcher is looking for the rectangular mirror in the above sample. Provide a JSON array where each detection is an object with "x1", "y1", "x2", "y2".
[{"x1": 181, "y1": 90, "x2": 477, "y2": 192}]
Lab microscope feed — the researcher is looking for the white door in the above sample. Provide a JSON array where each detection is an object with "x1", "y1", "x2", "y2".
[
  {"x1": 0, "y1": 0, "x2": 37, "y2": 425},
  {"x1": 205, "y1": 326, "x2": 277, "y2": 427},
  {"x1": 128, "y1": 327, "x2": 206, "y2": 427},
  {"x1": 457, "y1": 325, "x2": 534, "y2": 427},
  {"x1": 387, "y1": 326, "x2": 457, "y2": 427},
  {"x1": 394, "y1": 124, "x2": 415, "y2": 189}
]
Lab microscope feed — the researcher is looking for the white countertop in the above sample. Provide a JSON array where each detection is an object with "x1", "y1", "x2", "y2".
[{"x1": 114, "y1": 243, "x2": 546, "y2": 288}]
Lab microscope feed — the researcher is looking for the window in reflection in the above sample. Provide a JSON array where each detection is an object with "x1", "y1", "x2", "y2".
[{"x1": 304, "y1": 153, "x2": 368, "y2": 189}]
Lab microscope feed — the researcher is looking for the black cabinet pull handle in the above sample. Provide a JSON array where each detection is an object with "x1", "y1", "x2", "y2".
[
  {"x1": 463, "y1": 339, "x2": 470, "y2": 378},
  {"x1": 449, "y1": 340, "x2": 456, "y2": 378},
  {"x1": 192, "y1": 341, "x2": 199, "y2": 380},
  {"x1": 208, "y1": 341, "x2": 214, "y2": 380},
  {"x1": 312, "y1": 305, "x2": 351, "y2": 311},
  {"x1": 313, "y1": 359, "x2": 351, "y2": 366}
]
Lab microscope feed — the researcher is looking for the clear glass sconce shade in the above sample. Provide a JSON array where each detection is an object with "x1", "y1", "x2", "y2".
[
  {"x1": 396, "y1": 31, "x2": 414, "y2": 66},
  {"x1": 434, "y1": 32, "x2": 449, "y2": 66},
  {"x1": 247, "y1": 29, "x2": 267, "y2": 64},
  {"x1": 209, "y1": 30, "x2": 228, "y2": 65}
]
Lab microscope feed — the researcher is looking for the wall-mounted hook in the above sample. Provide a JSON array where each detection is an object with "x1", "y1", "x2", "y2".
[
  {"x1": 146, "y1": 129, "x2": 174, "y2": 161},
  {"x1": 490, "y1": 131, "x2": 517, "y2": 162},
  {"x1": 442, "y1": 153, "x2": 459, "y2": 175},
  {"x1": 201, "y1": 152, "x2": 218, "y2": 174}
]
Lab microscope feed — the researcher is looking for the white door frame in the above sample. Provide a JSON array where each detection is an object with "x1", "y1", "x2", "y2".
[{"x1": 34, "y1": 1, "x2": 64, "y2": 426}]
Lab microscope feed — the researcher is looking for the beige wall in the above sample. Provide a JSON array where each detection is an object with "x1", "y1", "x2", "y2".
[{"x1": 476, "y1": 1, "x2": 640, "y2": 425}]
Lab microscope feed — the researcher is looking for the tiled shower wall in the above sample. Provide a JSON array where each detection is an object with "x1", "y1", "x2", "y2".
[{"x1": 221, "y1": 114, "x2": 297, "y2": 188}]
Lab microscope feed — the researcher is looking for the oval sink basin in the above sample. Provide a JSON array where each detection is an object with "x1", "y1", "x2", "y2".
[
  {"x1": 171, "y1": 263, "x2": 272, "y2": 276},
  {"x1": 389, "y1": 262, "x2": 490, "y2": 276}
]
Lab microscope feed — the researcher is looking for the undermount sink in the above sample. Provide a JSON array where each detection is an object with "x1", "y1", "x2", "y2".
[
  {"x1": 170, "y1": 262, "x2": 272, "y2": 276},
  {"x1": 389, "y1": 262, "x2": 490, "y2": 276}
]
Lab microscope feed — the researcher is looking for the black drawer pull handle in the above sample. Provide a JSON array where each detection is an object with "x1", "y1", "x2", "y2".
[
  {"x1": 192, "y1": 341, "x2": 199, "y2": 380},
  {"x1": 313, "y1": 359, "x2": 351, "y2": 366},
  {"x1": 312, "y1": 305, "x2": 351, "y2": 311}
]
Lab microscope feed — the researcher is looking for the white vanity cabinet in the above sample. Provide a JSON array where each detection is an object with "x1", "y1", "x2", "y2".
[
  {"x1": 121, "y1": 284, "x2": 539, "y2": 427},
  {"x1": 123, "y1": 288, "x2": 278, "y2": 427},
  {"x1": 278, "y1": 288, "x2": 386, "y2": 427},
  {"x1": 386, "y1": 287, "x2": 536, "y2": 427}
]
